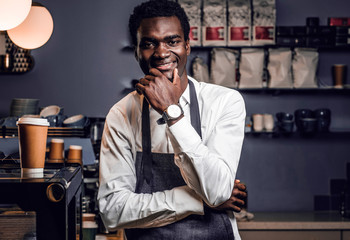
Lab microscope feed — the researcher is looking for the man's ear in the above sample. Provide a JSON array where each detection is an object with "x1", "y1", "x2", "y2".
[{"x1": 186, "y1": 40, "x2": 191, "y2": 56}]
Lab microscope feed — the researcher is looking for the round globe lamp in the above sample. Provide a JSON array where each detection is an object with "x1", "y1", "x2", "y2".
[
  {"x1": 0, "y1": 0, "x2": 32, "y2": 31},
  {"x1": 7, "y1": 3, "x2": 54, "y2": 49}
]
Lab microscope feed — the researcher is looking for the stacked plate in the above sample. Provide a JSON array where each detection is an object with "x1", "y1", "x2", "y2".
[{"x1": 10, "y1": 98, "x2": 39, "y2": 117}]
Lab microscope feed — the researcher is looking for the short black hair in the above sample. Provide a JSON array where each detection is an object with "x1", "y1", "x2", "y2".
[{"x1": 128, "y1": 0, "x2": 190, "y2": 46}]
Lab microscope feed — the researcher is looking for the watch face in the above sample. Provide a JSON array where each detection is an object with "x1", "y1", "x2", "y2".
[{"x1": 168, "y1": 104, "x2": 182, "y2": 118}]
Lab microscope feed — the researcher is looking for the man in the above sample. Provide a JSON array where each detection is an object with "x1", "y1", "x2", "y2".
[{"x1": 98, "y1": 0, "x2": 247, "y2": 239}]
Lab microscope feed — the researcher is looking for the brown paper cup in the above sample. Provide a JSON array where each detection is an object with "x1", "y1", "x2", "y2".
[
  {"x1": 17, "y1": 118, "x2": 49, "y2": 176},
  {"x1": 332, "y1": 64, "x2": 347, "y2": 88},
  {"x1": 67, "y1": 145, "x2": 83, "y2": 165},
  {"x1": 48, "y1": 138, "x2": 64, "y2": 163}
]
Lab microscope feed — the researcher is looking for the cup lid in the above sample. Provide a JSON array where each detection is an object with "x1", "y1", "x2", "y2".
[
  {"x1": 69, "y1": 145, "x2": 82, "y2": 150},
  {"x1": 17, "y1": 117, "x2": 49, "y2": 126}
]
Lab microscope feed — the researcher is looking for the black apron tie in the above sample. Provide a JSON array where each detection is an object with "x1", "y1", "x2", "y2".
[
  {"x1": 142, "y1": 98, "x2": 152, "y2": 184},
  {"x1": 188, "y1": 80, "x2": 202, "y2": 138}
]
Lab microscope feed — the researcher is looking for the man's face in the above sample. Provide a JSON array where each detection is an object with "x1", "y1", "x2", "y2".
[{"x1": 135, "y1": 16, "x2": 190, "y2": 81}]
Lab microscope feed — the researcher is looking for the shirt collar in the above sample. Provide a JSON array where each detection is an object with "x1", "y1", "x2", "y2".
[{"x1": 179, "y1": 76, "x2": 193, "y2": 107}]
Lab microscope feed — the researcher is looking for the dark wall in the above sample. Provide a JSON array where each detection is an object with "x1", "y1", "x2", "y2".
[{"x1": 1, "y1": 0, "x2": 350, "y2": 212}]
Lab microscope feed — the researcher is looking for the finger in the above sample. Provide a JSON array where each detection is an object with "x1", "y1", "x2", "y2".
[
  {"x1": 173, "y1": 68, "x2": 180, "y2": 86},
  {"x1": 143, "y1": 74, "x2": 156, "y2": 82},
  {"x1": 235, "y1": 179, "x2": 241, "y2": 184},
  {"x1": 233, "y1": 189, "x2": 247, "y2": 199},
  {"x1": 233, "y1": 197, "x2": 245, "y2": 207},
  {"x1": 236, "y1": 182, "x2": 247, "y2": 191},
  {"x1": 139, "y1": 78, "x2": 151, "y2": 86},
  {"x1": 225, "y1": 201, "x2": 243, "y2": 213},
  {"x1": 149, "y1": 68, "x2": 164, "y2": 78},
  {"x1": 232, "y1": 205, "x2": 242, "y2": 213},
  {"x1": 135, "y1": 83, "x2": 146, "y2": 94}
]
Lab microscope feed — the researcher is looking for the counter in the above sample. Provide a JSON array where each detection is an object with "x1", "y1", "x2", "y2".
[{"x1": 238, "y1": 211, "x2": 350, "y2": 240}]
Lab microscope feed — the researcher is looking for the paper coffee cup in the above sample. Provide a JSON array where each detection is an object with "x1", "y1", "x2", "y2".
[
  {"x1": 332, "y1": 64, "x2": 347, "y2": 89},
  {"x1": 48, "y1": 138, "x2": 65, "y2": 163},
  {"x1": 17, "y1": 118, "x2": 49, "y2": 173},
  {"x1": 67, "y1": 145, "x2": 83, "y2": 165}
]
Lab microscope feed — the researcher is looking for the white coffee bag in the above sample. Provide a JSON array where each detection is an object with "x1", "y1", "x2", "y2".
[
  {"x1": 178, "y1": 0, "x2": 202, "y2": 47},
  {"x1": 292, "y1": 48, "x2": 319, "y2": 88},
  {"x1": 267, "y1": 48, "x2": 293, "y2": 88},
  {"x1": 252, "y1": 0, "x2": 276, "y2": 46},
  {"x1": 227, "y1": 0, "x2": 252, "y2": 46},
  {"x1": 239, "y1": 48, "x2": 265, "y2": 88},
  {"x1": 202, "y1": 0, "x2": 227, "y2": 46},
  {"x1": 192, "y1": 57, "x2": 210, "y2": 83},
  {"x1": 210, "y1": 48, "x2": 239, "y2": 88}
]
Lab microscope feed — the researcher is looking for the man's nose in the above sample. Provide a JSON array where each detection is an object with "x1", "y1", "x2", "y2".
[{"x1": 153, "y1": 43, "x2": 170, "y2": 58}]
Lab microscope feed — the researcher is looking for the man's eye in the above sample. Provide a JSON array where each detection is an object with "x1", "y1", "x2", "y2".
[
  {"x1": 141, "y1": 42, "x2": 155, "y2": 48},
  {"x1": 168, "y1": 40, "x2": 179, "y2": 46}
]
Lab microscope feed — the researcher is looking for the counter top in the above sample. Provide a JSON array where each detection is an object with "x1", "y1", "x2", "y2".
[{"x1": 237, "y1": 211, "x2": 350, "y2": 230}]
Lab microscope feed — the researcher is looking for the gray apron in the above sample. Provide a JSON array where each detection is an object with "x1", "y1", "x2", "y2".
[{"x1": 125, "y1": 80, "x2": 234, "y2": 240}]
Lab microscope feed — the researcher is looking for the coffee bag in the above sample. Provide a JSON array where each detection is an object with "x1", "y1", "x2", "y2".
[
  {"x1": 178, "y1": 0, "x2": 202, "y2": 46},
  {"x1": 252, "y1": 0, "x2": 276, "y2": 46},
  {"x1": 227, "y1": 0, "x2": 252, "y2": 46},
  {"x1": 202, "y1": 0, "x2": 227, "y2": 46}
]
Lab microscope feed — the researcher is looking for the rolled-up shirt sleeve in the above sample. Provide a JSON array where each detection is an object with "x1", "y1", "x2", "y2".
[
  {"x1": 97, "y1": 102, "x2": 204, "y2": 231},
  {"x1": 168, "y1": 89, "x2": 246, "y2": 207}
]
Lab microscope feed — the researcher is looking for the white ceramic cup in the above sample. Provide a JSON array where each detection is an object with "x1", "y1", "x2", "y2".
[
  {"x1": 263, "y1": 114, "x2": 274, "y2": 131},
  {"x1": 252, "y1": 114, "x2": 264, "y2": 132}
]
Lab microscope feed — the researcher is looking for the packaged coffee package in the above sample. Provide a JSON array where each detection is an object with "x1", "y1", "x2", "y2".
[
  {"x1": 210, "y1": 48, "x2": 239, "y2": 88},
  {"x1": 202, "y1": 0, "x2": 227, "y2": 46},
  {"x1": 252, "y1": 0, "x2": 276, "y2": 46},
  {"x1": 292, "y1": 48, "x2": 319, "y2": 88},
  {"x1": 267, "y1": 48, "x2": 293, "y2": 88},
  {"x1": 192, "y1": 57, "x2": 210, "y2": 83},
  {"x1": 227, "y1": 0, "x2": 252, "y2": 46},
  {"x1": 178, "y1": 0, "x2": 202, "y2": 47},
  {"x1": 239, "y1": 48, "x2": 264, "y2": 88}
]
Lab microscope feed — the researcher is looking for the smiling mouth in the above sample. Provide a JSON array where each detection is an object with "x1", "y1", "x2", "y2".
[{"x1": 153, "y1": 61, "x2": 176, "y2": 71}]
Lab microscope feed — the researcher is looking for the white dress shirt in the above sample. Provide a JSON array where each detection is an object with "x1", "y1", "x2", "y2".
[{"x1": 98, "y1": 76, "x2": 246, "y2": 239}]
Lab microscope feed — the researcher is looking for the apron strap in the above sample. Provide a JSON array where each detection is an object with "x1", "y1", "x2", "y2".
[
  {"x1": 142, "y1": 79, "x2": 201, "y2": 183},
  {"x1": 188, "y1": 80, "x2": 202, "y2": 138},
  {"x1": 142, "y1": 98, "x2": 152, "y2": 184}
]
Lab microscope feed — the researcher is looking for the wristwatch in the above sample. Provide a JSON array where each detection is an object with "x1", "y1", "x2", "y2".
[{"x1": 162, "y1": 104, "x2": 184, "y2": 122}]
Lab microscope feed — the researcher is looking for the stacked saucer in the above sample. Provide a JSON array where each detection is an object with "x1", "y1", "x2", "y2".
[{"x1": 10, "y1": 98, "x2": 39, "y2": 117}]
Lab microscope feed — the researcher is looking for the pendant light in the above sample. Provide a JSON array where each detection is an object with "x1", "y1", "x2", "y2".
[
  {"x1": 7, "y1": 2, "x2": 54, "y2": 49},
  {"x1": 0, "y1": 0, "x2": 32, "y2": 31}
]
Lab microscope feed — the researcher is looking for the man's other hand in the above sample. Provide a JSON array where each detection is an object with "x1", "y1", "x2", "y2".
[{"x1": 213, "y1": 179, "x2": 247, "y2": 213}]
